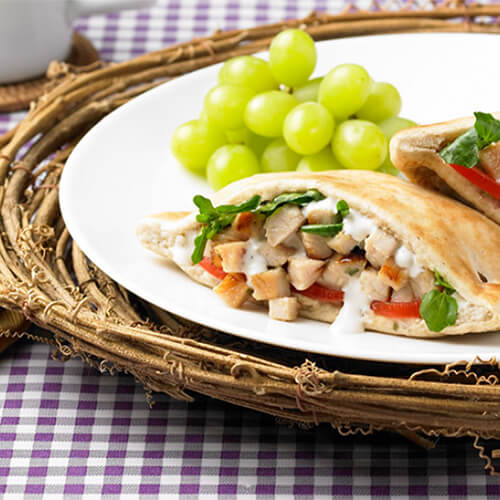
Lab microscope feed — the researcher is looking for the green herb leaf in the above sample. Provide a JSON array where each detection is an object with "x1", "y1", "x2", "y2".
[
  {"x1": 419, "y1": 289, "x2": 458, "y2": 332},
  {"x1": 193, "y1": 195, "x2": 217, "y2": 218},
  {"x1": 216, "y1": 195, "x2": 261, "y2": 214},
  {"x1": 301, "y1": 223, "x2": 343, "y2": 237},
  {"x1": 433, "y1": 269, "x2": 455, "y2": 294},
  {"x1": 439, "y1": 127, "x2": 479, "y2": 168},
  {"x1": 336, "y1": 199, "x2": 349, "y2": 219},
  {"x1": 474, "y1": 112, "x2": 500, "y2": 149},
  {"x1": 439, "y1": 112, "x2": 500, "y2": 168},
  {"x1": 256, "y1": 189, "x2": 325, "y2": 216},
  {"x1": 191, "y1": 195, "x2": 261, "y2": 264},
  {"x1": 191, "y1": 226, "x2": 209, "y2": 265}
]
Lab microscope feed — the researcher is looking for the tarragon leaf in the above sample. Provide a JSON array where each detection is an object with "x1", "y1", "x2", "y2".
[
  {"x1": 301, "y1": 223, "x2": 343, "y2": 237},
  {"x1": 256, "y1": 189, "x2": 325, "y2": 216},
  {"x1": 335, "y1": 199, "x2": 349, "y2": 222},
  {"x1": 216, "y1": 195, "x2": 261, "y2": 214},
  {"x1": 433, "y1": 269, "x2": 455, "y2": 294}
]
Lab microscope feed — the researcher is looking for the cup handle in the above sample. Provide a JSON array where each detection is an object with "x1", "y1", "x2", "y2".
[{"x1": 70, "y1": 0, "x2": 156, "y2": 18}]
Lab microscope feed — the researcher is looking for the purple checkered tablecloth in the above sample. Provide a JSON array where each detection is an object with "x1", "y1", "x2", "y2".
[{"x1": 1, "y1": 1, "x2": 500, "y2": 498}]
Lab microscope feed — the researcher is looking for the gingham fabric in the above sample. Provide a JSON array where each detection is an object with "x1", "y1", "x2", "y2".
[{"x1": 1, "y1": 0, "x2": 500, "y2": 497}]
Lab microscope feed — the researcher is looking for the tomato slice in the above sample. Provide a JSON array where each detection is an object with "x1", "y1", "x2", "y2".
[
  {"x1": 449, "y1": 163, "x2": 500, "y2": 200},
  {"x1": 296, "y1": 283, "x2": 344, "y2": 303},
  {"x1": 199, "y1": 257, "x2": 227, "y2": 280},
  {"x1": 370, "y1": 300, "x2": 421, "y2": 319}
]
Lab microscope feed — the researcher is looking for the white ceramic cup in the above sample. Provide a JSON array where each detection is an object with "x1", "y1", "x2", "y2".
[{"x1": 0, "y1": 0, "x2": 156, "y2": 84}]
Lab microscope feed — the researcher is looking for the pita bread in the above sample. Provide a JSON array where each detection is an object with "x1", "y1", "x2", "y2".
[
  {"x1": 137, "y1": 171, "x2": 500, "y2": 338},
  {"x1": 390, "y1": 112, "x2": 500, "y2": 225}
]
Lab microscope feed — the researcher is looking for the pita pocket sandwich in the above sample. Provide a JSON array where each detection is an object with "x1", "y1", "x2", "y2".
[
  {"x1": 137, "y1": 170, "x2": 500, "y2": 338},
  {"x1": 390, "y1": 111, "x2": 500, "y2": 225}
]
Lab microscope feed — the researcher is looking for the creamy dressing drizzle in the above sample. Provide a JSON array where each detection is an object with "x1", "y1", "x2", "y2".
[
  {"x1": 170, "y1": 231, "x2": 197, "y2": 267},
  {"x1": 302, "y1": 197, "x2": 377, "y2": 242},
  {"x1": 395, "y1": 245, "x2": 423, "y2": 278},
  {"x1": 343, "y1": 212, "x2": 377, "y2": 242},
  {"x1": 329, "y1": 277, "x2": 371, "y2": 334},
  {"x1": 242, "y1": 239, "x2": 268, "y2": 285}
]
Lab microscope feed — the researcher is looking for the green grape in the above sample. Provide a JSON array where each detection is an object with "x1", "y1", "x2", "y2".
[
  {"x1": 204, "y1": 84, "x2": 256, "y2": 130},
  {"x1": 244, "y1": 90, "x2": 298, "y2": 137},
  {"x1": 207, "y1": 145, "x2": 260, "y2": 190},
  {"x1": 225, "y1": 128, "x2": 249, "y2": 144},
  {"x1": 261, "y1": 138, "x2": 301, "y2": 173},
  {"x1": 356, "y1": 82, "x2": 402, "y2": 122},
  {"x1": 377, "y1": 116, "x2": 417, "y2": 176},
  {"x1": 218, "y1": 56, "x2": 278, "y2": 93},
  {"x1": 171, "y1": 119, "x2": 226, "y2": 173},
  {"x1": 293, "y1": 77, "x2": 322, "y2": 103},
  {"x1": 297, "y1": 147, "x2": 342, "y2": 172},
  {"x1": 319, "y1": 64, "x2": 373, "y2": 120},
  {"x1": 268, "y1": 29, "x2": 317, "y2": 87},
  {"x1": 377, "y1": 116, "x2": 417, "y2": 138},
  {"x1": 331, "y1": 119, "x2": 387, "y2": 171},
  {"x1": 283, "y1": 102, "x2": 334, "y2": 155},
  {"x1": 245, "y1": 131, "x2": 273, "y2": 158}
]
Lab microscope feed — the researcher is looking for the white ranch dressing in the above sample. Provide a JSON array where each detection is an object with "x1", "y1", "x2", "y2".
[
  {"x1": 302, "y1": 197, "x2": 338, "y2": 216},
  {"x1": 395, "y1": 245, "x2": 423, "y2": 278},
  {"x1": 242, "y1": 238, "x2": 268, "y2": 284},
  {"x1": 303, "y1": 197, "x2": 377, "y2": 242},
  {"x1": 170, "y1": 231, "x2": 197, "y2": 267},
  {"x1": 329, "y1": 277, "x2": 371, "y2": 334},
  {"x1": 342, "y1": 211, "x2": 377, "y2": 242}
]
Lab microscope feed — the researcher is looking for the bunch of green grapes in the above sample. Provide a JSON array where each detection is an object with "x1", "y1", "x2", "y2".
[{"x1": 171, "y1": 29, "x2": 416, "y2": 190}]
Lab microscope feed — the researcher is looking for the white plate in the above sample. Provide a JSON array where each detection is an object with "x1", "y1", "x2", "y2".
[{"x1": 60, "y1": 33, "x2": 500, "y2": 364}]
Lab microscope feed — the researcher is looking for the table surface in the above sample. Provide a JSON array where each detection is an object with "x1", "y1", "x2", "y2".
[{"x1": 1, "y1": 0, "x2": 499, "y2": 498}]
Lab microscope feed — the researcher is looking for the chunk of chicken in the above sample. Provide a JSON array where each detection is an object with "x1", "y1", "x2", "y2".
[
  {"x1": 214, "y1": 241, "x2": 247, "y2": 273},
  {"x1": 231, "y1": 212, "x2": 265, "y2": 240},
  {"x1": 327, "y1": 231, "x2": 357, "y2": 255},
  {"x1": 410, "y1": 269, "x2": 435, "y2": 298},
  {"x1": 391, "y1": 284, "x2": 415, "y2": 302},
  {"x1": 269, "y1": 297, "x2": 299, "y2": 321},
  {"x1": 306, "y1": 208, "x2": 334, "y2": 225},
  {"x1": 300, "y1": 232, "x2": 333, "y2": 259},
  {"x1": 264, "y1": 205, "x2": 306, "y2": 247},
  {"x1": 360, "y1": 268, "x2": 390, "y2": 301},
  {"x1": 479, "y1": 141, "x2": 500, "y2": 181},
  {"x1": 214, "y1": 273, "x2": 250, "y2": 308},
  {"x1": 320, "y1": 254, "x2": 367, "y2": 289},
  {"x1": 251, "y1": 268, "x2": 291, "y2": 300},
  {"x1": 364, "y1": 229, "x2": 398, "y2": 268},
  {"x1": 259, "y1": 242, "x2": 294, "y2": 267},
  {"x1": 287, "y1": 256, "x2": 325, "y2": 291},
  {"x1": 378, "y1": 257, "x2": 408, "y2": 291}
]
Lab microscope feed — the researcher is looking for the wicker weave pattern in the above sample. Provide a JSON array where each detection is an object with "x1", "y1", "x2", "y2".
[{"x1": 1, "y1": 2, "x2": 500, "y2": 473}]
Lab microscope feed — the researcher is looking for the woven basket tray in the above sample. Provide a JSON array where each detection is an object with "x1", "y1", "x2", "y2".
[{"x1": 1, "y1": 1, "x2": 500, "y2": 474}]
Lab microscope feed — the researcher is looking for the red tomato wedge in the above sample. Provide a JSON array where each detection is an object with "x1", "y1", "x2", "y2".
[
  {"x1": 296, "y1": 283, "x2": 344, "y2": 303},
  {"x1": 199, "y1": 257, "x2": 227, "y2": 280},
  {"x1": 449, "y1": 163, "x2": 500, "y2": 200},
  {"x1": 370, "y1": 300, "x2": 421, "y2": 319}
]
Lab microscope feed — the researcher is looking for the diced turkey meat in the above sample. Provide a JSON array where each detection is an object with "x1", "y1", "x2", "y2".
[{"x1": 264, "y1": 205, "x2": 306, "y2": 247}]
